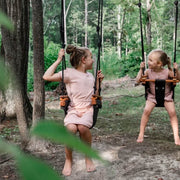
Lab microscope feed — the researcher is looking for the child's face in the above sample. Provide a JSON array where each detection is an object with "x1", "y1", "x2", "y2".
[
  {"x1": 148, "y1": 52, "x2": 162, "y2": 69},
  {"x1": 85, "y1": 50, "x2": 94, "y2": 70}
]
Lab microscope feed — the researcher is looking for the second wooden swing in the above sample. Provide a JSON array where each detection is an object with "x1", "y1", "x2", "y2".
[{"x1": 138, "y1": 0, "x2": 179, "y2": 107}]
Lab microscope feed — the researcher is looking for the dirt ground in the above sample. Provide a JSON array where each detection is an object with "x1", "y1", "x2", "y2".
[{"x1": 1, "y1": 77, "x2": 180, "y2": 180}]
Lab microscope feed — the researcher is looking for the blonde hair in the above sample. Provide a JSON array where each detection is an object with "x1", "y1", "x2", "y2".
[
  {"x1": 148, "y1": 49, "x2": 172, "y2": 71},
  {"x1": 66, "y1": 44, "x2": 89, "y2": 68}
]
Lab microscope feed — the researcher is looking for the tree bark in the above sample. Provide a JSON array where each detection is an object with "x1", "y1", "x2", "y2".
[
  {"x1": 84, "y1": 0, "x2": 88, "y2": 47},
  {"x1": 31, "y1": 0, "x2": 45, "y2": 126},
  {"x1": 0, "y1": 0, "x2": 31, "y2": 144},
  {"x1": 146, "y1": 0, "x2": 152, "y2": 48},
  {"x1": 117, "y1": 6, "x2": 126, "y2": 59},
  {"x1": 28, "y1": 0, "x2": 47, "y2": 152}
]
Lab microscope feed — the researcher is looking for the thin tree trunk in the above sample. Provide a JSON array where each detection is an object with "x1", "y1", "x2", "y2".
[
  {"x1": 117, "y1": 6, "x2": 126, "y2": 59},
  {"x1": 84, "y1": 0, "x2": 88, "y2": 47},
  {"x1": 28, "y1": 0, "x2": 47, "y2": 152},
  {"x1": 63, "y1": 0, "x2": 67, "y2": 45},
  {"x1": 146, "y1": 0, "x2": 152, "y2": 48},
  {"x1": 31, "y1": 0, "x2": 45, "y2": 126}
]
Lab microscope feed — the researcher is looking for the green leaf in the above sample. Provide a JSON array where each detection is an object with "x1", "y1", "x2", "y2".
[
  {"x1": 31, "y1": 120, "x2": 103, "y2": 161},
  {"x1": 17, "y1": 154, "x2": 62, "y2": 180},
  {"x1": 0, "y1": 11, "x2": 14, "y2": 31},
  {"x1": 0, "y1": 138, "x2": 20, "y2": 156},
  {"x1": 0, "y1": 138, "x2": 62, "y2": 180}
]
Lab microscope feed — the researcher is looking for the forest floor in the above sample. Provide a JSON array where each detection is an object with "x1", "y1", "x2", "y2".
[{"x1": 1, "y1": 76, "x2": 180, "y2": 180}]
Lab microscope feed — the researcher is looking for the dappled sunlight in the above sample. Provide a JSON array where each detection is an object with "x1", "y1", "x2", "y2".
[
  {"x1": 99, "y1": 146, "x2": 124, "y2": 162},
  {"x1": 72, "y1": 143, "x2": 124, "y2": 173}
]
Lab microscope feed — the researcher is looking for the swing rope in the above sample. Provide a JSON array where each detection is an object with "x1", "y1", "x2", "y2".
[
  {"x1": 138, "y1": 1, "x2": 145, "y2": 64},
  {"x1": 90, "y1": 0, "x2": 103, "y2": 129},
  {"x1": 94, "y1": 0, "x2": 103, "y2": 95},
  {"x1": 171, "y1": 0, "x2": 179, "y2": 100},
  {"x1": 60, "y1": 0, "x2": 70, "y2": 114},
  {"x1": 60, "y1": 0, "x2": 66, "y2": 95},
  {"x1": 174, "y1": 1, "x2": 178, "y2": 75}
]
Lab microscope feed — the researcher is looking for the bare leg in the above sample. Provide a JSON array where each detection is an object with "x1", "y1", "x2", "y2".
[
  {"x1": 78, "y1": 125, "x2": 95, "y2": 172},
  {"x1": 137, "y1": 100, "x2": 156, "y2": 143},
  {"x1": 164, "y1": 101, "x2": 180, "y2": 145},
  {"x1": 62, "y1": 124, "x2": 78, "y2": 176}
]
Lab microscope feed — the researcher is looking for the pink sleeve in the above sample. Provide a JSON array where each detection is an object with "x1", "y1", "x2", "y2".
[{"x1": 58, "y1": 68, "x2": 71, "y2": 83}]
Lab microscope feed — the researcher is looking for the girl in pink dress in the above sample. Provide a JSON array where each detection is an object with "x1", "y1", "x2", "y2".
[
  {"x1": 43, "y1": 45, "x2": 104, "y2": 176},
  {"x1": 136, "y1": 49, "x2": 180, "y2": 145}
]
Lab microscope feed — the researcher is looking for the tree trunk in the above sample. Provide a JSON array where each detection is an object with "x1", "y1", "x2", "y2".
[
  {"x1": 0, "y1": 0, "x2": 31, "y2": 144},
  {"x1": 146, "y1": 0, "x2": 152, "y2": 49},
  {"x1": 28, "y1": 0, "x2": 47, "y2": 152},
  {"x1": 117, "y1": 6, "x2": 126, "y2": 59},
  {"x1": 31, "y1": 0, "x2": 45, "y2": 126},
  {"x1": 65, "y1": 0, "x2": 73, "y2": 45},
  {"x1": 84, "y1": 0, "x2": 88, "y2": 47}
]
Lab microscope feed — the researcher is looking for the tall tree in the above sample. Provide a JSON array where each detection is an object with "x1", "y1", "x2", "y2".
[
  {"x1": 0, "y1": 0, "x2": 31, "y2": 144},
  {"x1": 29, "y1": 0, "x2": 46, "y2": 151},
  {"x1": 146, "y1": 0, "x2": 154, "y2": 48},
  {"x1": 84, "y1": 0, "x2": 88, "y2": 47},
  {"x1": 117, "y1": 5, "x2": 126, "y2": 58}
]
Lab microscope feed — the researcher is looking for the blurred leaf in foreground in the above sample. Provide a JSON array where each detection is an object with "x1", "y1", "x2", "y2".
[
  {"x1": 31, "y1": 120, "x2": 103, "y2": 161},
  {"x1": 0, "y1": 10, "x2": 14, "y2": 30},
  {"x1": 0, "y1": 138, "x2": 62, "y2": 180}
]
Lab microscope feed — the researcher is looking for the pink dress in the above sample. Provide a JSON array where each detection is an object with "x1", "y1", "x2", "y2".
[
  {"x1": 146, "y1": 68, "x2": 173, "y2": 104},
  {"x1": 58, "y1": 68, "x2": 94, "y2": 128}
]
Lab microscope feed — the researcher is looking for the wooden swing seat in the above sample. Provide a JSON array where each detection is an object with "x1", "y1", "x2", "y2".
[
  {"x1": 140, "y1": 75, "x2": 178, "y2": 107},
  {"x1": 140, "y1": 75, "x2": 179, "y2": 85}
]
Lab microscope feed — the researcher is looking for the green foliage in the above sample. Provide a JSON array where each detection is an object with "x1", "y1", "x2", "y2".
[
  {"x1": 0, "y1": 11, "x2": 14, "y2": 30},
  {"x1": 0, "y1": 60, "x2": 10, "y2": 91},
  {"x1": 17, "y1": 154, "x2": 62, "y2": 180},
  {"x1": 0, "y1": 12, "x2": 12, "y2": 91},
  {"x1": 100, "y1": 47, "x2": 121, "y2": 79},
  {"x1": 40, "y1": 0, "x2": 180, "y2": 84},
  {"x1": 119, "y1": 50, "x2": 142, "y2": 78},
  {"x1": 44, "y1": 41, "x2": 60, "y2": 90},
  {"x1": 0, "y1": 125, "x2": 19, "y2": 141},
  {"x1": 27, "y1": 61, "x2": 34, "y2": 92},
  {"x1": 28, "y1": 39, "x2": 72, "y2": 91}
]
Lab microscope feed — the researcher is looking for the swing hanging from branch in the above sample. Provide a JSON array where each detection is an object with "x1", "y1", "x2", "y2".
[
  {"x1": 90, "y1": 0, "x2": 103, "y2": 129},
  {"x1": 59, "y1": 0, "x2": 70, "y2": 115},
  {"x1": 59, "y1": 0, "x2": 103, "y2": 129},
  {"x1": 137, "y1": 0, "x2": 179, "y2": 107}
]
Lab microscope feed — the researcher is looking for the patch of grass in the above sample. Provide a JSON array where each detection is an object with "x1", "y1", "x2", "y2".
[
  {"x1": 95, "y1": 83, "x2": 180, "y2": 142},
  {"x1": 0, "y1": 125, "x2": 19, "y2": 142}
]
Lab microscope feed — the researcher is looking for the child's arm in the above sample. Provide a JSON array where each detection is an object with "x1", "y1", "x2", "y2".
[
  {"x1": 95, "y1": 70, "x2": 104, "y2": 95},
  {"x1": 43, "y1": 49, "x2": 65, "y2": 82},
  {"x1": 136, "y1": 62, "x2": 146, "y2": 83}
]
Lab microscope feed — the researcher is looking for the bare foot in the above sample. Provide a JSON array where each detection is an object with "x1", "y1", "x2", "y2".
[
  {"x1": 62, "y1": 159, "x2": 72, "y2": 176},
  {"x1": 137, "y1": 134, "x2": 144, "y2": 143},
  {"x1": 175, "y1": 138, "x2": 180, "y2": 145},
  {"x1": 85, "y1": 158, "x2": 95, "y2": 172}
]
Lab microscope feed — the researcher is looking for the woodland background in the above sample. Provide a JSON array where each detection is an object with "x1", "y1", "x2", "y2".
[
  {"x1": 29, "y1": 0, "x2": 180, "y2": 91},
  {"x1": 0, "y1": 0, "x2": 179, "y2": 153},
  {"x1": 0, "y1": 0, "x2": 180, "y2": 179}
]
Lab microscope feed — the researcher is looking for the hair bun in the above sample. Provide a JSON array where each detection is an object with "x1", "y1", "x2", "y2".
[{"x1": 66, "y1": 44, "x2": 76, "y2": 54}]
